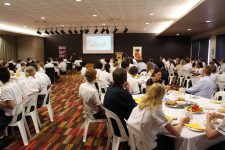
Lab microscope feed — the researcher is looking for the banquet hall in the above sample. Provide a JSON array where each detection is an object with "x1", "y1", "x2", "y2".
[{"x1": 1, "y1": 0, "x2": 225, "y2": 149}]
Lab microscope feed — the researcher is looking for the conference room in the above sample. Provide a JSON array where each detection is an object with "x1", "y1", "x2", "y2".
[{"x1": 1, "y1": 0, "x2": 225, "y2": 149}]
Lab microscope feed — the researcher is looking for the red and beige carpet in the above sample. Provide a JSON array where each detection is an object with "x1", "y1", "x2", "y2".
[{"x1": 5, "y1": 74, "x2": 109, "y2": 150}]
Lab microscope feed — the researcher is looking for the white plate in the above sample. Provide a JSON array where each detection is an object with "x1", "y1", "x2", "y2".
[{"x1": 186, "y1": 126, "x2": 204, "y2": 132}]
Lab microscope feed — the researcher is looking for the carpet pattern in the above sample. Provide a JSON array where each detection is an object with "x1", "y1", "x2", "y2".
[{"x1": 5, "y1": 74, "x2": 109, "y2": 150}]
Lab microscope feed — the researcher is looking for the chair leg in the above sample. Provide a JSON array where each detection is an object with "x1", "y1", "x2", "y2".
[
  {"x1": 5, "y1": 127, "x2": 8, "y2": 136},
  {"x1": 23, "y1": 117, "x2": 31, "y2": 139},
  {"x1": 83, "y1": 118, "x2": 90, "y2": 142},
  {"x1": 30, "y1": 112, "x2": 40, "y2": 134},
  {"x1": 36, "y1": 111, "x2": 42, "y2": 128},
  {"x1": 106, "y1": 123, "x2": 112, "y2": 150},
  {"x1": 47, "y1": 103, "x2": 54, "y2": 122},
  {"x1": 112, "y1": 136, "x2": 120, "y2": 150},
  {"x1": 17, "y1": 121, "x2": 29, "y2": 146}
]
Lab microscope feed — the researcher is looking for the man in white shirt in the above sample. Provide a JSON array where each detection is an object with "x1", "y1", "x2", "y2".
[
  {"x1": 100, "y1": 57, "x2": 106, "y2": 67},
  {"x1": 44, "y1": 58, "x2": 54, "y2": 68},
  {"x1": 185, "y1": 65, "x2": 216, "y2": 99},
  {"x1": 79, "y1": 68, "x2": 105, "y2": 119},
  {"x1": 218, "y1": 58, "x2": 225, "y2": 73},
  {"x1": 137, "y1": 60, "x2": 147, "y2": 73},
  {"x1": 127, "y1": 66, "x2": 140, "y2": 95},
  {"x1": 58, "y1": 59, "x2": 67, "y2": 75}
]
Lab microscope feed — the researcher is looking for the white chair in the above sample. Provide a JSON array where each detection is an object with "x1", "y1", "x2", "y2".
[
  {"x1": 6, "y1": 101, "x2": 29, "y2": 146},
  {"x1": 24, "y1": 92, "x2": 42, "y2": 134},
  {"x1": 211, "y1": 91, "x2": 225, "y2": 101},
  {"x1": 125, "y1": 120, "x2": 150, "y2": 150},
  {"x1": 38, "y1": 86, "x2": 54, "y2": 122},
  {"x1": 183, "y1": 70, "x2": 192, "y2": 88},
  {"x1": 168, "y1": 68, "x2": 177, "y2": 85},
  {"x1": 95, "y1": 80, "x2": 107, "y2": 103},
  {"x1": 177, "y1": 69, "x2": 184, "y2": 86},
  {"x1": 105, "y1": 109, "x2": 129, "y2": 150}
]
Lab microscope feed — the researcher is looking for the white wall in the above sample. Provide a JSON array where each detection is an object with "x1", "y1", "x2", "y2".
[{"x1": 16, "y1": 36, "x2": 44, "y2": 62}]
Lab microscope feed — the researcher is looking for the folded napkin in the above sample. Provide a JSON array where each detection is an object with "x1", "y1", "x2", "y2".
[
  {"x1": 134, "y1": 98, "x2": 141, "y2": 104},
  {"x1": 184, "y1": 123, "x2": 205, "y2": 131},
  {"x1": 166, "y1": 115, "x2": 171, "y2": 121},
  {"x1": 211, "y1": 100, "x2": 224, "y2": 104}
]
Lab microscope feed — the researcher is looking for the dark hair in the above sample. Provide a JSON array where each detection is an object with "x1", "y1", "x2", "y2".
[
  {"x1": 105, "y1": 58, "x2": 110, "y2": 64},
  {"x1": 151, "y1": 68, "x2": 162, "y2": 77},
  {"x1": 121, "y1": 60, "x2": 130, "y2": 69},
  {"x1": 156, "y1": 61, "x2": 165, "y2": 69},
  {"x1": 129, "y1": 66, "x2": 138, "y2": 76},
  {"x1": 47, "y1": 58, "x2": 51, "y2": 63},
  {"x1": 105, "y1": 63, "x2": 110, "y2": 73},
  {"x1": 204, "y1": 65, "x2": 212, "y2": 76},
  {"x1": 0, "y1": 67, "x2": 10, "y2": 84},
  {"x1": 113, "y1": 68, "x2": 127, "y2": 86},
  {"x1": 85, "y1": 68, "x2": 97, "y2": 82},
  {"x1": 198, "y1": 61, "x2": 203, "y2": 68},
  {"x1": 94, "y1": 60, "x2": 103, "y2": 69},
  {"x1": 81, "y1": 61, "x2": 87, "y2": 67}
]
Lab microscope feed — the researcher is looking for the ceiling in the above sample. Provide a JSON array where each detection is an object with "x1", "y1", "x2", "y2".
[
  {"x1": 161, "y1": 0, "x2": 225, "y2": 36},
  {"x1": 0, "y1": 0, "x2": 204, "y2": 36}
]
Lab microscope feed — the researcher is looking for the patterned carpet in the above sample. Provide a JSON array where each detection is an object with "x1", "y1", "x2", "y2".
[{"x1": 5, "y1": 74, "x2": 109, "y2": 150}]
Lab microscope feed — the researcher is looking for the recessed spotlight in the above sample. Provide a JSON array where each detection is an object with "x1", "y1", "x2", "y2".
[
  {"x1": 75, "y1": 0, "x2": 82, "y2": 1},
  {"x1": 143, "y1": 28, "x2": 146, "y2": 30},
  {"x1": 61, "y1": 24, "x2": 65, "y2": 27},
  {"x1": 23, "y1": 26, "x2": 27, "y2": 28},
  {"x1": 205, "y1": 20, "x2": 211, "y2": 23},
  {"x1": 102, "y1": 23, "x2": 105, "y2": 26},
  {"x1": 41, "y1": 17, "x2": 45, "y2": 20},
  {"x1": 176, "y1": 33, "x2": 180, "y2": 36},
  {"x1": 145, "y1": 22, "x2": 150, "y2": 25},
  {"x1": 187, "y1": 28, "x2": 192, "y2": 31},
  {"x1": 92, "y1": 14, "x2": 97, "y2": 17},
  {"x1": 4, "y1": 2, "x2": 11, "y2": 6},
  {"x1": 149, "y1": 13, "x2": 154, "y2": 16}
]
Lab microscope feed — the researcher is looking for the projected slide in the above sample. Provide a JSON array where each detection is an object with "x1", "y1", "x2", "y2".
[{"x1": 83, "y1": 34, "x2": 114, "y2": 54}]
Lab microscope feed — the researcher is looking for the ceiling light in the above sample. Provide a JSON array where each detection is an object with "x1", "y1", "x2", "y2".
[
  {"x1": 68, "y1": 29, "x2": 73, "y2": 34},
  {"x1": 61, "y1": 24, "x2": 65, "y2": 27},
  {"x1": 187, "y1": 28, "x2": 192, "y2": 31},
  {"x1": 75, "y1": 0, "x2": 82, "y2": 1},
  {"x1": 149, "y1": 13, "x2": 154, "y2": 16},
  {"x1": 106, "y1": 27, "x2": 109, "y2": 34},
  {"x1": 61, "y1": 28, "x2": 65, "y2": 34},
  {"x1": 100, "y1": 27, "x2": 105, "y2": 34},
  {"x1": 74, "y1": 27, "x2": 78, "y2": 34},
  {"x1": 37, "y1": 28, "x2": 41, "y2": 35},
  {"x1": 94, "y1": 27, "x2": 98, "y2": 34},
  {"x1": 113, "y1": 26, "x2": 118, "y2": 33},
  {"x1": 145, "y1": 22, "x2": 150, "y2": 25},
  {"x1": 85, "y1": 27, "x2": 89, "y2": 34},
  {"x1": 23, "y1": 26, "x2": 27, "y2": 28},
  {"x1": 92, "y1": 14, "x2": 97, "y2": 17},
  {"x1": 205, "y1": 20, "x2": 211, "y2": 23},
  {"x1": 80, "y1": 27, "x2": 83, "y2": 34},
  {"x1": 55, "y1": 29, "x2": 60, "y2": 35},
  {"x1": 102, "y1": 23, "x2": 105, "y2": 26},
  {"x1": 45, "y1": 28, "x2": 49, "y2": 35},
  {"x1": 41, "y1": 17, "x2": 45, "y2": 20},
  {"x1": 50, "y1": 28, "x2": 54, "y2": 34},
  {"x1": 123, "y1": 26, "x2": 128, "y2": 33},
  {"x1": 4, "y1": 2, "x2": 11, "y2": 6},
  {"x1": 176, "y1": 33, "x2": 180, "y2": 36}
]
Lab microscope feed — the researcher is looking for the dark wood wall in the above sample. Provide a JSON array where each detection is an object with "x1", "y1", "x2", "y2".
[{"x1": 44, "y1": 33, "x2": 191, "y2": 62}]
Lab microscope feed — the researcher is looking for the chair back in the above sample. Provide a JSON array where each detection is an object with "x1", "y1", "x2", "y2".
[
  {"x1": 24, "y1": 92, "x2": 39, "y2": 114},
  {"x1": 43, "y1": 86, "x2": 52, "y2": 106},
  {"x1": 125, "y1": 120, "x2": 151, "y2": 150},
  {"x1": 140, "y1": 71, "x2": 147, "y2": 77},
  {"x1": 45, "y1": 67, "x2": 55, "y2": 83},
  {"x1": 105, "y1": 109, "x2": 128, "y2": 140},
  {"x1": 11, "y1": 101, "x2": 26, "y2": 123},
  {"x1": 177, "y1": 69, "x2": 184, "y2": 77},
  {"x1": 168, "y1": 68, "x2": 175, "y2": 76},
  {"x1": 212, "y1": 91, "x2": 225, "y2": 101}
]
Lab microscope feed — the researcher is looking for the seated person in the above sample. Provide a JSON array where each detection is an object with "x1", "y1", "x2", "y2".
[
  {"x1": 37, "y1": 62, "x2": 45, "y2": 73},
  {"x1": 44, "y1": 58, "x2": 54, "y2": 68},
  {"x1": 104, "y1": 68, "x2": 137, "y2": 136},
  {"x1": 0, "y1": 67, "x2": 23, "y2": 148},
  {"x1": 127, "y1": 66, "x2": 140, "y2": 95},
  {"x1": 94, "y1": 60, "x2": 103, "y2": 79},
  {"x1": 128, "y1": 83, "x2": 189, "y2": 150},
  {"x1": 185, "y1": 65, "x2": 216, "y2": 99},
  {"x1": 80, "y1": 61, "x2": 87, "y2": 77},
  {"x1": 79, "y1": 69, "x2": 105, "y2": 119},
  {"x1": 146, "y1": 68, "x2": 163, "y2": 92},
  {"x1": 205, "y1": 113, "x2": 225, "y2": 150},
  {"x1": 99, "y1": 64, "x2": 113, "y2": 88},
  {"x1": 58, "y1": 58, "x2": 67, "y2": 75},
  {"x1": 157, "y1": 61, "x2": 169, "y2": 85}
]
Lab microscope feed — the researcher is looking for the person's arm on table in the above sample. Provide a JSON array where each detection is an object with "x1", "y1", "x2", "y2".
[{"x1": 185, "y1": 80, "x2": 203, "y2": 94}]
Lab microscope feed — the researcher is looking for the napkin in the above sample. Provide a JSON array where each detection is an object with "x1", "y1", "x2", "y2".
[
  {"x1": 211, "y1": 100, "x2": 224, "y2": 104},
  {"x1": 184, "y1": 123, "x2": 205, "y2": 131},
  {"x1": 134, "y1": 98, "x2": 141, "y2": 104}
]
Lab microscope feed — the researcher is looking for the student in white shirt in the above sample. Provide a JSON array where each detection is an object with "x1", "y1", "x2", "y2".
[
  {"x1": 44, "y1": 58, "x2": 54, "y2": 68},
  {"x1": 185, "y1": 65, "x2": 217, "y2": 99},
  {"x1": 99, "y1": 64, "x2": 113, "y2": 87},
  {"x1": 74, "y1": 57, "x2": 83, "y2": 71},
  {"x1": 80, "y1": 61, "x2": 87, "y2": 77},
  {"x1": 100, "y1": 57, "x2": 106, "y2": 67},
  {"x1": 128, "y1": 83, "x2": 189, "y2": 150},
  {"x1": 79, "y1": 69, "x2": 105, "y2": 119},
  {"x1": 205, "y1": 112, "x2": 225, "y2": 150},
  {"x1": 218, "y1": 58, "x2": 225, "y2": 73},
  {"x1": 146, "y1": 62, "x2": 154, "y2": 77},
  {"x1": 210, "y1": 64, "x2": 218, "y2": 82},
  {"x1": 37, "y1": 62, "x2": 45, "y2": 73},
  {"x1": 94, "y1": 60, "x2": 103, "y2": 79},
  {"x1": 121, "y1": 60, "x2": 130, "y2": 73},
  {"x1": 0, "y1": 67, "x2": 23, "y2": 148},
  {"x1": 137, "y1": 60, "x2": 147, "y2": 73},
  {"x1": 58, "y1": 58, "x2": 67, "y2": 75},
  {"x1": 127, "y1": 66, "x2": 140, "y2": 95}
]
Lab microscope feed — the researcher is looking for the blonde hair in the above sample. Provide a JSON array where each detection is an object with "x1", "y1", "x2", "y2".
[
  {"x1": 147, "y1": 62, "x2": 154, "y2": 72},
  {"x1": 139, "y1": 83, "x2": 165, "y2": 110},
  {"x1": 25, "y1": 66, "x2": 36, "y2": 77}
]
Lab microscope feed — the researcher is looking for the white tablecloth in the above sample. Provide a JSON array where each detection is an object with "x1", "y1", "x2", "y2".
[{"x1": 133, "y1": 91, "x2": 225, "y2": 150}]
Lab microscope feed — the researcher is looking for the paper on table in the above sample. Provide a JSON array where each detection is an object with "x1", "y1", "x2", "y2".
[{"x1": 184, "y1": 123, "x2": 205, "y2": 131}]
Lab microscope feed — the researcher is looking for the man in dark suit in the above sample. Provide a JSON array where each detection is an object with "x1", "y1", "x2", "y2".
[{"x1": 104, "y1": 68, "x2": 137, "y2": 136}]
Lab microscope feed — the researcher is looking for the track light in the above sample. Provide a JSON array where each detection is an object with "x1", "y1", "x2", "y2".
[
  {"x1": 68, "y1": 28, "x2": 73, "y2": 34},
  {"x1": 50, "y1": 28, "x2": 54, "y2": 34},
  {"x1": 74, "y1": 27, "x2": 78, "y2": 34},
  {"x1": 100, "y1": 27, "x2": 105, "y2": 34},
  {"x1": 94, "y1": 27, "x2": 98, "y2": 34},
  {"x1": 61, "y1": 28, "x2": 65, "y2": 34},
  {"x1": 44, "y1": 28, "x2": 49, "y2": 35},
  {"x1": 85, "y1": 27, "x2": 89, "y2": 34},
  {"x1": 37, "y1": 28, "x2": 41, "y2": 35},
  {"x1": 55, "y1": 28, "x2": 60, "y2": 35},
  {"x1": 106, "y1": 26, "x2": 109, "y2": 34},
  {"x1": 113, "y1": 26, "x2": 118, "y2": 33},
  {"x1": 80, "y1": 27, "x2": 83, "y2": 34},
  {"x1": 123, "y1": 26, "x2": 128, "y2": 33}
]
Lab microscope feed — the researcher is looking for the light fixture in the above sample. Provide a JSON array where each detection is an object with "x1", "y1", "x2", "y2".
[
  {"x1": 92, "y1": 14, "x2": 97, "y2": 17},
  {"x1": 145, "y1": 22, "x2": 150, "y2": 25},
  {"x1": 176, "y1": 33, "x2": 180, "y2": 36},
  {"x1": 4, "y1": 2, "x2": 11, "y2": 6},
  {"x1": 61, "y1": 28, "x2": 65, "y2": 34},
  {"x1": 23, "y1": 26, "x2": 27, "y2": 28},
  {"x1": 205, "y1": 20, "x2": 211, "y2": 23},
  {"x1": 85, "y1": 27, "x2": 89, "y2": 34},
  {"x1": 187, "y1": 28, "x2": 192, "y2": 31},
  {"x1": 61, "y1": 24, "x2": 65, "y2": 27},
  {"x1": 75, "y1": 0, "x2": 82, "y2": 1},
  {"x1": 149, "y1": 13, "x2": 154, "y2": 16},
  {"x1": 55, "y1": 28, "x2": 60, "y2": 34},
  {"x1": 68, "y1": 28, "x2": 73, "y2": 34},
  {"x1": 80, "y1": 27, "x2": 83, "y2": 34},
  {"x1": 123, "y1": 26, "x2": 128, "y2": 33},
  {"x1": 113, "y1": 26, "x2": 118, "y2": 33},
  {"x1": 106, "y1": 26, "x2": 109, "y2": 34},
  {"x1": 45, "y1": 28, "x2": 49, "y2": 35},
  {"x1": 94, "y1": 27, "x2": 98, "y2": 34},
  {"x1": 74, "y1": 27, "x2": 78, "y2": 34},
  {"x1": 100, "y1": 27, "x2": 105, "y2": 34},
  {"x1": 37, "y1": 28, "x2": 41, "y2": 35},
  {"x1": 50, "y1": 28, "x2": 54, "y2": 34},
  {"x1": 102, "y1": 23, "x2": 105, "y2": 26},
  {"x1": 41, "y1": 17, "x2": 45, "y2": 20}
]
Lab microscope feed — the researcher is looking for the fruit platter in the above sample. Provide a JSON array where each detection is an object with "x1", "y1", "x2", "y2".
[{"x1": 185, "y1": 104, "x2": 204, "y2": 114}]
